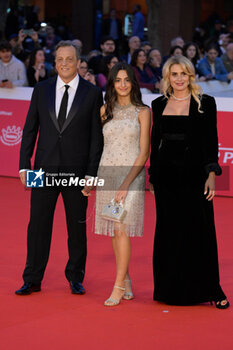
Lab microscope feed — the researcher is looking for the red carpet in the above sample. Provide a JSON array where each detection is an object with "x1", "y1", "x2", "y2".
[{"x1": 0, "y1": 177, "x2": 233, "y2": 350}]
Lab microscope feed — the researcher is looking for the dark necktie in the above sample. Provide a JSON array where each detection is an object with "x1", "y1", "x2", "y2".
[{"x1": 58, "y1": 85, "x2": 70, "y2": 130}]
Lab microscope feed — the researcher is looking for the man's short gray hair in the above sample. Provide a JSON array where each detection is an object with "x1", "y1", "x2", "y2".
[
  {"x1": 55, "y1": 40, "x2": 81, "y2": 60},
  {"x1": 170, "y1": 36, "x2": 183, "y2": 48}
]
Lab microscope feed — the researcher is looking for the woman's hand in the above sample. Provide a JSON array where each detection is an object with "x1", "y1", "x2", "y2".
[
  {"x1": 115, "y1": 184, "x2": 129, "y2": 204},
  {"x1": 38, "y1": 63, "x2": 45, "y2": 71},
  {"x1": 149, "y1": 182, "x2": 154, "y2": 194},
  {"x1": 204, "y1": 172, "x2": 216, "y2": 201}
]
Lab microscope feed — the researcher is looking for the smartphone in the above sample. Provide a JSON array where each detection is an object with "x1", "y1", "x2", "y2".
[{"x1": 23, "y1": 29, "x2": 34, "y2": 36}]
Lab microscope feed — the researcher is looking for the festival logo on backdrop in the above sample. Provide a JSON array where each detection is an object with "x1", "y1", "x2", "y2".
[
  {"x1": 219, "y1": 144, "x2": 233, "y2": 165},
  {"x1": 0, "y1": 125, "x2": 22, "y2": 146}
]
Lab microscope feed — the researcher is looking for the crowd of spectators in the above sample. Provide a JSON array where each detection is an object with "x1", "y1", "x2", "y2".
[{"x1": 1, "y1": 5, "x2": 233, "y2": 93}]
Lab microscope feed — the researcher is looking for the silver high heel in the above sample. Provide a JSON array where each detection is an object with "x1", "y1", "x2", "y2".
[
  {"x1": 123, "y1": 279, "x2": 134, "y2": 300},
  {"x1": 104, "y1": 285, "x2": 125, "y2": 306}
]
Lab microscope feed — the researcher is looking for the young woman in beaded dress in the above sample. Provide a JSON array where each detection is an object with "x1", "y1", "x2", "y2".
[{"x1": 94, "y1": 62, "x2": 151, "y2": 306}]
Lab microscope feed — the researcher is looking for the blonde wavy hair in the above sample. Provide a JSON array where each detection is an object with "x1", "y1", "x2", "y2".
[{"x1": 161, "y1": 56, "x2": 203, "y2": 112}]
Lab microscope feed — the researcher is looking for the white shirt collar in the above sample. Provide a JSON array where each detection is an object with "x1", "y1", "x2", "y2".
[{"x1": 56, "y1": 74, "x2": 79, "y2": 90}]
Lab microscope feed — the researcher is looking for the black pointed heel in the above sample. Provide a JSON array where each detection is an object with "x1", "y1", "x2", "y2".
[{"x1": 212, "y1": 299, "x2": 230, "y2": 309}]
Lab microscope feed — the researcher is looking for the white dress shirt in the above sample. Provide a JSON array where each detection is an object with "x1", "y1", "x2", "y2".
[{"x1": 56, "y1": 74, "x2": 79, "y2": 118}]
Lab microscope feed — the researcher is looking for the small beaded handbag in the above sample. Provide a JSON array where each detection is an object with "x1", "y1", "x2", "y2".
[{"x1": 101, "y1": 199, "x2": 127, "y2": 223}]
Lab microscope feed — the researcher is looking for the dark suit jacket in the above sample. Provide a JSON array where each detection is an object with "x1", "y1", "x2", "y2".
[
  {"x1": 20, "y1": 75, "x2": 103, "y2": 177},
  {"x1": 149, "y1": 94, "x2": 221, "y2": 184}
]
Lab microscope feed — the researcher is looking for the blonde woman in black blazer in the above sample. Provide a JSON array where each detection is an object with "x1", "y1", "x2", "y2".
[{"x1": 149, "y1": 56, "x2": 229, "y2": 309}]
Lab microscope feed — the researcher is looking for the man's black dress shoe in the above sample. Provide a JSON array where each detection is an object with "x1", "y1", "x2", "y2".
[
  {"x1": 70, "y1": 281, "x2": 86, "y2": 295},
  {"x1": 15, "y1": 282, "x2": 41, "y2": 295}
]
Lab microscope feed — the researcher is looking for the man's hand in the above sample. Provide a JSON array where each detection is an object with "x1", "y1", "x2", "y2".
[
  {"x1": 19, "y1": 171, "x2": 26, "y2": 186},
  {"x1": 81, "y1": 177, "x2": 94, "y2": 196}
]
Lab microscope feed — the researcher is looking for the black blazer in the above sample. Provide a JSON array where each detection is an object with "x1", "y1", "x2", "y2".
[
  {"x1": 149, "y1": 94, "x2": 221, "y2": 184},
  {"x1": 20, "y1": 75, "x2": 103, "y2": 177}
]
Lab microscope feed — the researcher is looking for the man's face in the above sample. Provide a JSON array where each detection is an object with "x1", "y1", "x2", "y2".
[
  {"x1": 101, "y1": 40, "x2": 115, "y2": 55},
  {"x1": 150, "y1": 49, "x2": 162, "y2": 65},
  {"x1": 175, "y1": 38, "x2": 184, "y2": 48},
  {"x1": 0, "y1": 49, "x2": 12, "y2": 63},
  {"x1": 129, "y1": 36, "x2": 141, "y2": 51},
  {"x1": 55, "y1": 46, "x2": 80, "y2": 83}
]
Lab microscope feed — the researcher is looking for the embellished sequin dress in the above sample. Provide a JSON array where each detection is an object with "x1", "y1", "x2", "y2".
[{"x1": 95, "y1": 103, "x2": 146, "y2": 237}]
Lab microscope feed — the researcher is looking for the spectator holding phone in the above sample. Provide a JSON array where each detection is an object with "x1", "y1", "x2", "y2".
[
  {"x1": 0, "y1": 40, "x2": 27, "y2": 88},
  {"x1": 9, "y1": 28, "x2": 42, "y2": 64}
]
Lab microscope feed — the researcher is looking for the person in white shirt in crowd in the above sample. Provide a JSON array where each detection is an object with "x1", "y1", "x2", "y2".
[{"x1": 0, "y1": 40, "x2": 27, "y2": 88}]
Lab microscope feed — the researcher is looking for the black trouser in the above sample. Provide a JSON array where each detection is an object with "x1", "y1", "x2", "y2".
[{"x1": 23, "y1": 186, "x2": 88, "y2": 284}]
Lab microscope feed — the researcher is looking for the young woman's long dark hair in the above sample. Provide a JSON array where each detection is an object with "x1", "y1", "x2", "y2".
[
  {"x1": 28, "y1": 48, "x2": 44, "y2": 67},
  {"x1": 183, "y1": 41, "x2": 200, "y2": 67},
  {"x1": 130, "y1": 49, "x2": 145, "y2": 67},
  {"x1": 103, "y1": 62, "x2": 146, "y2": 125}
]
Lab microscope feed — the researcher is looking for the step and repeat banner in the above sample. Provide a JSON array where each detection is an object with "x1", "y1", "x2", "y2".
[{"x1": 0, "y1": 87, "x2": 233, "y2": 197}]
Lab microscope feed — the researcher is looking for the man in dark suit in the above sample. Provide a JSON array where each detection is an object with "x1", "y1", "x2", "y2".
[{"x1": 15, "y1": 41, "x2": 103, "y2": 295}]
